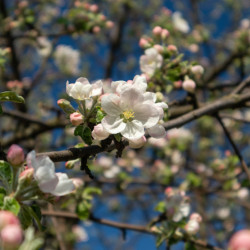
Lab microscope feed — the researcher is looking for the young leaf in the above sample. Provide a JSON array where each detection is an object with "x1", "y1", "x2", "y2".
[
  {"x1": 3, "y1": 196, "x2": 20, "y2": 215},
  {"x1": 74, "y1": 126, "x2": 92, "y2": 145},
  {"x1": 0, "y1": 91, "x2": 25, "y2": 103}
]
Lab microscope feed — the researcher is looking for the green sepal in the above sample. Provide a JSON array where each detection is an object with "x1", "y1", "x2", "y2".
[{"x1": 0, "y1": 91, "x2": 25, "y2": 103}]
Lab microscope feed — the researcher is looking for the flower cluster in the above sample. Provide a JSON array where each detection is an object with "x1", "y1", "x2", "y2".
[{"x1": 60, "y1": 74, "x2": 168, "y2": 148}]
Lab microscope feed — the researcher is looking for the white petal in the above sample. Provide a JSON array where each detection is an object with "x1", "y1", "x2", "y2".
[
  {"x1": 102, "y1": 116, "x2": 126, "y2": 134},
  {"x1": 91, "y1": 80, "x2": 103, "y2": 97},
  {"x1": 143, "y1": 92, "x2": 156, "y2": 102},
  {"x1": 147, "y1": 124, "x2": 166, "y2": 138},
  {"x1": 121, "y1": 120, "x2": 144, "y2": 140},
  {"x1": 120, "y1": 88, "x2": 144, "y2": 110},
  {"x1": 101, "y1": 94, "x2": 122, "y2": 116},
  {"x1": 129, "y1": 136, "x2": 147, "y2": 148},
  {"x1": 111, "y1": 81, "x2": 126, "y2": 94},
  {"x1": 134, "y1": 103, "x2": 160, "y2": 128},
  {"x1": 50, "y1": 173, "x2": 75, "y2": 196},
  {"x1": 132, "y1": 75, "x2": 147, "y2": 93}
]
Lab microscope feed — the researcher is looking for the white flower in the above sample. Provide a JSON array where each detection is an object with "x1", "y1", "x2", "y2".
[
  {"x1": 54, "y1": 45, "x2": 80, "y2": 75},
  {"x1": 140, "y1": 48, "x2": 163, "y2": 76},
  {"x1": 172, "y1": 12, "x2": 190, "y2": 33},
  {"x1": 185, "y1": 219, "x2": 200, "y2": 235},
  {"x1": 101, "y1": 78, "x2": 160, "y2": 140},
  {"x1": 27, "y1": 151, "x2": 74, "y2": 196},
  {"x1": 104, "y1": 165, "x2": 120, "y2": 178},
  {"x1": 66, "y1": 78, "x2": 103, "y2": 100},
  {"x1": 37, "y1": 37, "x2": 52, "y2": 57},
  {"x1": 165, "y1": 189, "x2": 190, "y2": 222}
]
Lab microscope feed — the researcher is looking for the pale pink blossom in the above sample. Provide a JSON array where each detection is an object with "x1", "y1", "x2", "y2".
[
  {"x1": 140, "y1": 48, "x2": 163, "y2": 76},
  {"x1": 191, "y1": 65, "x2": 204, "y2": 76},
  {"x1": 185, "y1": 219, "x2": 200, "y2": 235},
  {"x1": 182, "y1": 79, "x2": 196, "y2": 93},
  {"x1": 89, "y1": 4, "x2": 98, "y2": 13},
  {"x1": 1, "y1": 224, "x2": 23, "y2": 247},
  {"x1": 139, "y1": 38, "x2": 150, "y2": 48},
  {"x1": 229, "y1": 230, "x2": 250, "y2": 250},
  {"x1": 153, "y1": 44, "x2": 164, "y2": 53},
  {"x1": 27, "y1": 151, "x2": 75, "y2": 196},
  {"x1": 161, "y1": 29, "x2": 170, "y2": 39},
  {"x1": 93, "y1": 26, "x2": 101, "y2": 33},
  {"x1": 167, "y1": 44, "x2": 178, "y2": 52},
  {"x1": 0, "y1": 211, "x2": 20, "y2": 230},
  {"x1": 92, "y1": 124, "x2": 110, "y2": 140},
  {"x1": 152, "y1": 26, "x2": 162, "y2": 36},
  {"x1": 7, "y1": 144, "x2": 24, "y2": 167}
]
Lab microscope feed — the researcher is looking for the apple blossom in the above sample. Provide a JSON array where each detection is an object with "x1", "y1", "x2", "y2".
[
  {"x1": 1, "y1": 224, "x2": 23, "y2": 247},
  {"x1": 7, "y1": 144, "x2": 25, "y2": 167},
  {"x1": 54, "y1": 45, "x2": 80, "y2": 75},
  {"x1": 191, "y1": 65, "x2": 204, "y2": 76},
  {"x1": 161, "y1": 29, "x2": 170, "y2": 39},
  {"x1": 66, "y1": 77, "x2": 103, "y2": 100},
  {"x1": 185, "y1": 219, "x2": 200, "y2": 235},
  {"x1": 27, "y1": 151, "x2": 75, "y2": 196},
  {"x1": 92, "y1": 124, "x2": 110, "y2": 140},
  {"x1": 153, "y1": 44, "x2": 164, "y2": 53},
  {"x1": 70, "y1": 112, "x2": 84, "y2": 126},
  {"x1": 0, "y1": 211, "x2": 20, "y2": 230},
  {"x1": 101, "y1": 78, "x2": 161, "y2": 140},
  {"x1": 229, "y1": 230, "x2": 250, "y2": 250},
  {"x1": 172, "y1": 12, "x2": 190, "y2": 33},
  {"x1": 165, "y1": 188, "x2": 190, "y2": 222},
  {"x1": 139, "y1": 38, "x2": 150, "y2": 48},
  {"x1": 167, "y1": 44, "x2": 178, "y2": 52},
  {"x1": 140, "y1": 48, "x2": 163, "y2": 76},
  {"x1": 182, "y1": 79, "x2": 196, "y2": 93},
  {"x1": 152, "y1": 26, "x2": 162, "y2": 36}
]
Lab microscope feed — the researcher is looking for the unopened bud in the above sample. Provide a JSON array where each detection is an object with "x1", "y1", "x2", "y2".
[
  {"x1": 139, "y1": 38, "x2": 150, "y2": 48},
  {"x1": 1, "y1": 224, "x2": 23, "y2": 248},
  {"x1": 229, "y1": 230, "x2": 250, "y2": 250},
  {"x1": 92, "y1": 124, "x2": 110, "y2": 140},
  {"x1": 57, "y1": 99, "x2": 76, "y2": 114},
  {"x1": 70, "y1": 112, "x2": 84, "y2": 126},
  {"x1": 182, "y1": 79, "x2": 196, "y2": 93},
  {"x1": 161, "y1": 29, "x2": 170, "y2": 39},
  {"x1": 152, "y1": 26, "x2": 162, "y2": 36},
  {"x1": 191, "y1": 65, "x2": 204, "y2": 76},
  {"x1": 0, "y1": 211, "x2": 20, "y2": 230},
  {"x1": 129, "y1": 136, "x2": 147, "y2": 149},
  {"x1": 7, "y1": 144, "x2": 24, "y2": 167},
  {"x1": 167, "y1": 44, "x2": 178, "y2": 53}
]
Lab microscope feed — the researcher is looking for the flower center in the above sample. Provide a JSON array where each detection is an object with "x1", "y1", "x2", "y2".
[{"x1": 122, "y1": 110, "x2": 134, "y2": 121}]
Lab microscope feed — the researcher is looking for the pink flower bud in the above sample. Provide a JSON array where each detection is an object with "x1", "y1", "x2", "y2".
[
  {"x1": 93, "y1": 26, "x2": 101, "y2": 33},
  {"x1": 129, "y1": 136, "x2": 147, "y2": 149},
  {"x1": 167, "y1": 44, "x2": 177, "y2": 52},
  {"x1": 190, "y1": 213, "x2": 202, "y2": 223},
  {"x1": 89, "y1": 4, "x2": 99, "y2": 13},
  {"x1": 152, "y1": 26, "x2": 162, "y2": 36},
  {"x1": 1, "y1": 224, "x2": 23, "y2": 247},
  {"x1": 229, "y1": 230, "x2": 250, "y2": 250},
  {"x1": 182, "y1": 79, "x2": 196, "y2": 93},
  {"x1": 19, "y1": 167, "x2": 34, "y2": 182},
  {"x1": 185, "y1": 219, "x2": 200, "y2": 235},
  {"x1": 70, "y1": 112, "x2": 84, "y2": 126},
  {"x1": 174, "y1": 80, "x2": 182, "y2": 88},
  {"x1": 191, "y1": 65, "x2": 204, "y2": 76},
  {"x1": 164, "y1": 187, "x2": 173, "y2": 196},
  {"x1": 105, "y1": 21, "x2": 114, "y2": 29},
  {"x1": 139, "y1": 38, "x2": 149, "y2": 48},
  {"x1": 153, "y1": 44, "x2": 164, "y2": 53},
  {"x1": 161, "y1": 29, "x2": 170, "y2": 39},
  {"x1": 0, "y1": 211, "x2": 20, "y2": 230},
  {"x1": 92, "y1": 124, "x2": 110, "y2": 140},
  {"x1": 7, "y1": 144, "x2": 24, "y2": 167}
]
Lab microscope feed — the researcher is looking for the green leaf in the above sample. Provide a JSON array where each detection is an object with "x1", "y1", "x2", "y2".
[
  {"x1": 185, "y1": 242, "x2": 197, "y2": 250},
  {"x1": 3, "y1": 196, "x2": 20, "y2": 215},
  {"x1": 0, "y1": 91, "x2": 25, "y2": 103},
  {"x1": 154, "y1": 201, "x2": 166, "y2": 213},
  {"x1": 114, "y1": 133, "x2": 122, "y2": 142},
  {"x1": 76, "y1": 201, "x2": 91, "y2": 220},
  {"x1": 187, "y1": 172, "x2": 202, "y2": 187},
  {"x1": 74, "y1": 126, "x2": 92, "y2": 145},
  {"x1": 19, "y1": 205, "x2": 33, "y2": 229},
  {"x1": 96, "y1": 109, "x2": 105, "y2": 122},
  {"x1": 0, "y1": 161, "x2": 13, "y2": 187}
]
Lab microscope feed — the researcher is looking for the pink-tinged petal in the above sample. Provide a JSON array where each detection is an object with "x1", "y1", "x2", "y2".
[
  {"x1": 147, "y1": 124, "x2": 166, "y2": 138},
  {"x1": 102, "y1": 116, "x2": 126, "y2": 134},
  {"x1": 120, "y1": 88, "x2": 144, "y2": 110},
  {"x1": 132, "y1": 75, "x2": 147, "y2": 92},
  {"x1": 101, "y1": 94, "x2": 122, "y2": 116},
  {"x1": 121, "y1": 120, "x2": 144, "y2": 140},
  {"x1": 50, "y1": 173, "x2": 75, "y2": 196},
  {"x1": 76, "y1": 77, "x2": 90, "y2": 85},
  {"x1": 134, "y1": 103, "x2": 160, "y2": 128},
  {"x1": 129, "y1": 136, "x2": 147, "y2": 148},
  {"x1": 91, "y1": 80, "x2": 103, "y2": 97},
  {"x1": 143, "y1": 92, "x2": 156, "y2": 102}
]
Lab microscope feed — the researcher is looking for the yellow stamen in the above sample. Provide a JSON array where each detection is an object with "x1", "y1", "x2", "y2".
[{"x1": 123, "y1": 110, "x2": 135, "y2": 120}]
